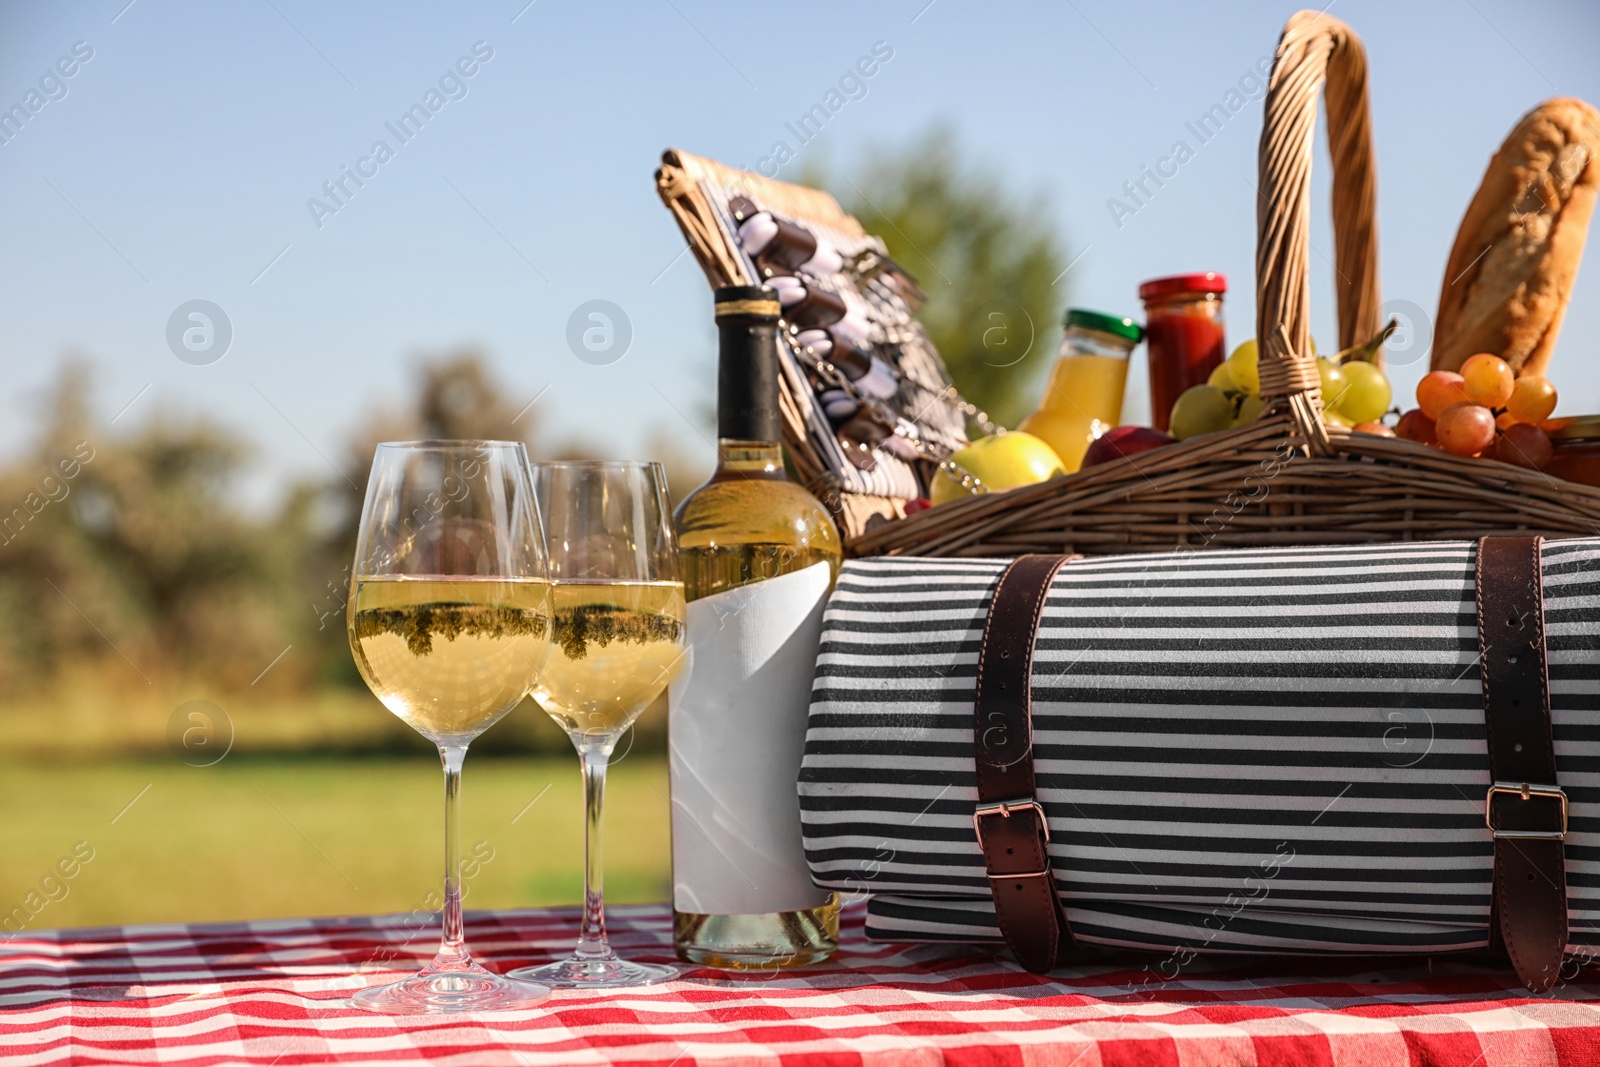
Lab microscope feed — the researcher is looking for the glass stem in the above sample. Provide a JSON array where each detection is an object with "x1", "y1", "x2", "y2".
[
  {"x1": 574, "y1": 741, "x2": 614, "y2": 960},
  {"x1": 437, "y1": 744, "x2": 469, "y2": 968}
]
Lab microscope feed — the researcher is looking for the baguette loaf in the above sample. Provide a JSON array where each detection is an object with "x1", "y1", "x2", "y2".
[{"x1": 1433, "y1": 97, "x2": 1600, "y2": 376}]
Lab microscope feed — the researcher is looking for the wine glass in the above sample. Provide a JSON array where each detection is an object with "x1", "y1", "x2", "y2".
[
  {"x1": 508, "y1": 461, "x2": 686, "y2": 988},
  {"x1": 347, "y1": 441, "x2": 553, "y2": 1014}
]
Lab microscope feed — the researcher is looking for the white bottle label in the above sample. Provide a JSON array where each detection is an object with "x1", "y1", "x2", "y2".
[{"x1": 668, "y1": 561, "x2": 833, "y2": 916}]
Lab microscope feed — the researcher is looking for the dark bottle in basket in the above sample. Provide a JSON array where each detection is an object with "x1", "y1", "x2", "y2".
[{"x1": 669, "y1": 285, "x2": 843, "y2": 968}]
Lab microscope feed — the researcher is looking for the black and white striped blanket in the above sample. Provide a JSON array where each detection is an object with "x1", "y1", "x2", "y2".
[{"x1": 798, "y1": 539, "x2": 1600, "y2": 956}]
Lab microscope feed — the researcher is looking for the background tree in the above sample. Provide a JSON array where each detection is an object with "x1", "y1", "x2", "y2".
[
  {"x1": 829, "y1": 126, "x2": 1068, "y2": 429},
  {"x1": 331, "y1": 349, "x2": 538, "y2": 534},
  {"x1": 0, "y1": 364, "x2": 304, "y2": 692},
  {"x1": 0, "y1": 128, "x2": 1050, "y2": 744}
]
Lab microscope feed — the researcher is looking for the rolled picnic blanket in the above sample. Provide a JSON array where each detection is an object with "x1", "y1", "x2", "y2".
[{"x1": 799, "y1": 537, "x2": 1600, "y2": 988}]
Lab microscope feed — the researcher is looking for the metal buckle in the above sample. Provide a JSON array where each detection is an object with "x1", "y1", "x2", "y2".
[
  {"x1": 972, "y1": 797, "x2": 1050, "y2": 849},
  {"x1": 1485, "y1": 781, "x2": 1568, "y2": 840}
]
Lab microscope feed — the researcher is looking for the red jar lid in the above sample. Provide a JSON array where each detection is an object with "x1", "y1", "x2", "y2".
[{"x1": 1139, "y1": 272, "x2": 1227, "y2": 300}]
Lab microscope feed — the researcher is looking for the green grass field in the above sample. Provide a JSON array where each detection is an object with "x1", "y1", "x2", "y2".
[{"x1": 0, "y1": 753, "x2": 670, "y2": 932}]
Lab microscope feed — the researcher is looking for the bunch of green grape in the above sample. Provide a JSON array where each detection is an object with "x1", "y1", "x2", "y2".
[{"x1": 1168, "y1": 338, "x2": 1394, "y2": 441}]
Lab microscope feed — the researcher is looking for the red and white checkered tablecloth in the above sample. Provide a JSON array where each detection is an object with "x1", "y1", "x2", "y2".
[{"x1": 4, "y1": 902, "x2": 1600, "y2": 1067}]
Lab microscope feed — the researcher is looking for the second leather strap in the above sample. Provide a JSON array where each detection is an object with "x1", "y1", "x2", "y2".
[{"x1": 1477, "y1": 535, "x2": 1568, "y2": 991}]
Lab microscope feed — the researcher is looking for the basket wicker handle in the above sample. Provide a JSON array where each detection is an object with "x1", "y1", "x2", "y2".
[{"x1": 1256, "y1": 10, "x2": 1382, "y2": 446}]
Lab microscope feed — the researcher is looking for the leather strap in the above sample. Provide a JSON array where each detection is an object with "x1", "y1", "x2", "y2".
[
  {"x1": 1477, "y1": 535, "x2": 1567, "y2": 992},
  {"x1": 973, "y1": 554, "x2": 1079, "y2": 973}
]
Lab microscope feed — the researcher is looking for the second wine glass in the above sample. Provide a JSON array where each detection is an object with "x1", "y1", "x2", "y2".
[{"x1": 510, "y1": 461, "x2": 686, "y2": 988}]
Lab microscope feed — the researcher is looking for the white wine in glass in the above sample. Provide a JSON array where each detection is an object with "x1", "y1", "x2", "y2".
[
  {"x1": 534, "y1": 580, "x2": 687, "y2": 736},
  {"x1": 509, "y1": 461, "x2": 686, "y2": 989},
  {"x1": 347, "y1": 441, "x2": 553, "y2": 1014},
  {"x1": 351, "y1": 576, "x2": 552, "y2": 742}
]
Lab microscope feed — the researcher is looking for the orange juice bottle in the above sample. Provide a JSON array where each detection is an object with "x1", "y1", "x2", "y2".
[{"x1": 1018, "y1": 309, "x2": 1143, "y2": 471}]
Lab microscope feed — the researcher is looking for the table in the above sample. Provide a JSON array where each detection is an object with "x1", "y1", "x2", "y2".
[{"x1": 4, "y1": 902, "x2": 1600, "y2": 1066}]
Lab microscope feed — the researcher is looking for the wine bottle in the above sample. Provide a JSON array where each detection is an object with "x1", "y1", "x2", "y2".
[{"x1": 669, "y1": 285, "x2": 843, "y2": 968}]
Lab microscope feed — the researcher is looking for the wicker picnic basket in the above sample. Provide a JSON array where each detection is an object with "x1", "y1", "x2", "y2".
[{"x1": 849, "y1": 10, "x2": 1600, "y2": 560}]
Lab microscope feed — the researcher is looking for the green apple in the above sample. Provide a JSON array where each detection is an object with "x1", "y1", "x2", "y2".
[
  {"x1": 1169, "y1": 385, "x2": 1235, "y2": 440},
  {"x1": 1316, "y1": 357, "x2": 1350, "y2": 410},
  {"x1": 1333, "y1": 359, "x2": 1392, "y2": 424},
  {"x1": 1226, "y1": 337, "x2": 1317, "y2": 397},
  {"x1": 1232, "y1": 393, "x2": 1265, "y2": 427},
  {"x1": 930, "y1": 431, "x2": 1066, "y2": 505},
  {"x1": 1225, "y1": 340, "x2": 1260, "y2": 395}
]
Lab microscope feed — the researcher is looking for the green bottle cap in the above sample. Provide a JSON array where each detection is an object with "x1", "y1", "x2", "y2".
[{"x1": 1063, "y1": 308, "x2": 1144, "y2": 344}]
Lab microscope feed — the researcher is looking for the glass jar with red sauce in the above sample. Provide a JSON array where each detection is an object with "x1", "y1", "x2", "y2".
[
  {"x1": 1543, "y1": 417, "x2": 1600, "y2": 487},
  {"x1": 1140, "y1": 272, "x2": 1227, "y2": 432}
]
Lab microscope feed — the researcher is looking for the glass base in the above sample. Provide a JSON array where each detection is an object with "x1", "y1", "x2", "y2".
[
  {"x1": 508, "y1": 955, "x2": 677, "y2": 989},
  {"x1": 352, "y1": 960, "x2": 551, "y2": 1014}
]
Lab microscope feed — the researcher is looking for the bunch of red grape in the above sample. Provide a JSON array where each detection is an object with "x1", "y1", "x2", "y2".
[{"x1": 1396, "y1": 354, "x2": 1558, "y2": 468}]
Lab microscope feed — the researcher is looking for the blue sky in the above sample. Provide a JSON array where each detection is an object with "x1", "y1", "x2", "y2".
[{"x1": 2, "y1": 0, "x2": 1598, "y2": 503}]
